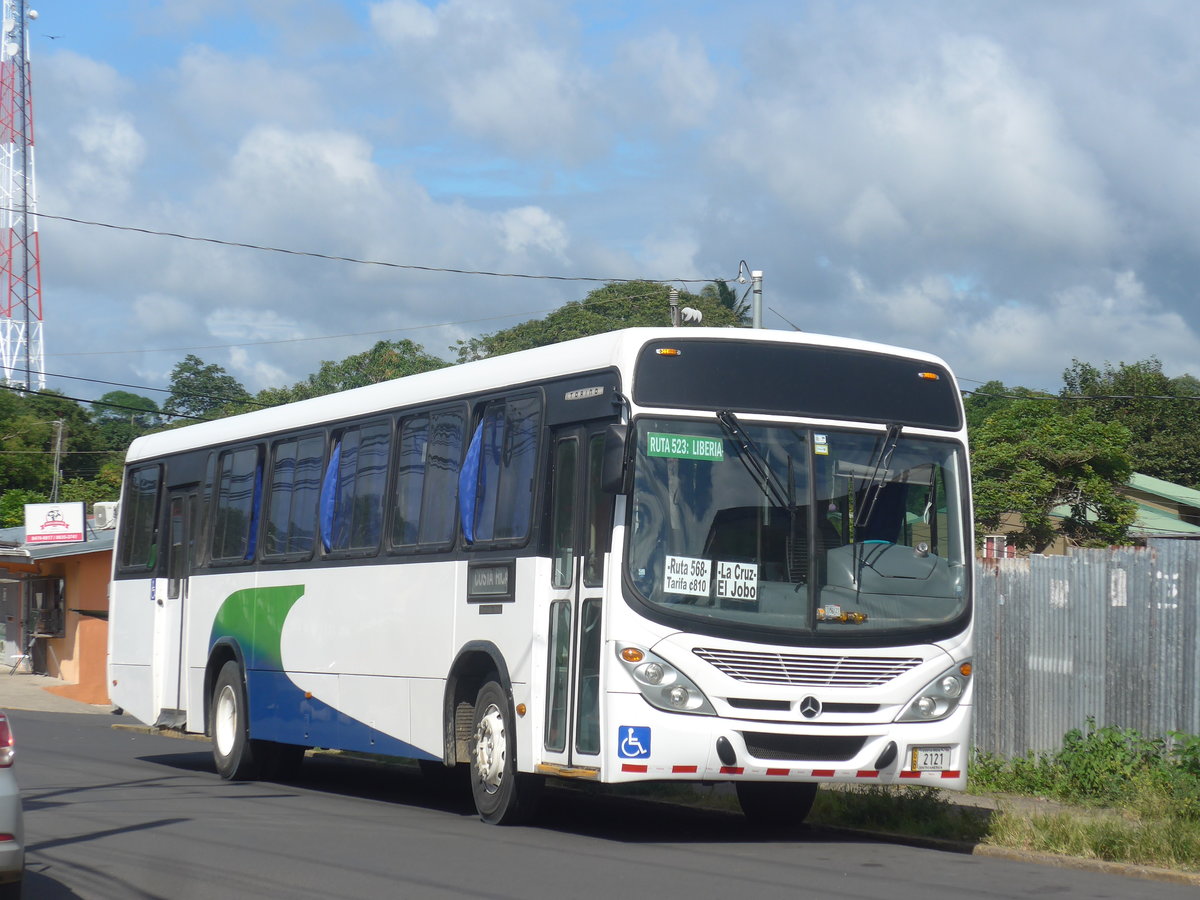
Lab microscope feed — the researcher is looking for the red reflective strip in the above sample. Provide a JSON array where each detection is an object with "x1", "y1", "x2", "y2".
[
  {"x1": 672, "y1": 765, "x2": 698, "y2": 774},
  {"x1": 0, "y1": 834, "x2": 12, "y2": 842},
  {"x1": 899, "y1": 771, "x2": 922, "y2": 779},
  {"x1": 811, "y1": 769, "x2": 836, "y2": 777},
  {"x1": 719, "y1": 766, "x2": 744, "y2": 775},
  {"x1": 941, "y1": 771, "x2": 961, "y2": 779},
  {"x1": 622, "y1": 764, "x2": 648, "y2": 773},
  {"x1": 765, "y1": 768, "x2": 790, "y2": 776},
  {"x1": 856, "y1": 770, "x2": 879, "y2": 778}
]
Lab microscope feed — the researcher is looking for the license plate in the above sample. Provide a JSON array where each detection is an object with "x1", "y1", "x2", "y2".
[{"x1": 911, "y1": 745, "x2": 951, "y2": 771}]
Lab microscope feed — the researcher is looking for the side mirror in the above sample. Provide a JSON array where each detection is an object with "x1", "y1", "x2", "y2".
[{"x1": 600, "y1": 424, "x2": 630, "y2": 494}]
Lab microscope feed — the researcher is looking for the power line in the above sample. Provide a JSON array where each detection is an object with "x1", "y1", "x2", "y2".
[
  {"x1": 45, "y1": 308, "x2": 557, "y2": 358},
  {"x1": 963, "y1": 388, "x2": 1200, "y2": 403},
  {"x1": 0, "y1": 382, "x2": 211, "y2": 421},
  {"x1": 28, "y1": 208, "x2": 734, "y2": 285},
  {"x1": 32, "y1": 285, "x2": 685, "y2": 406},
  {"x1": 46, "y1": 284, "x2": 700, "y2": 360}
]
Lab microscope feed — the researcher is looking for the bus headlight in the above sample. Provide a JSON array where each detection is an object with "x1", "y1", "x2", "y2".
[
  {"x1": 898, "y1": 660, "x2": 972, "y2": 723},
  {"x1": 617, "y1": 644, "x2": 716, "y2": 715}
]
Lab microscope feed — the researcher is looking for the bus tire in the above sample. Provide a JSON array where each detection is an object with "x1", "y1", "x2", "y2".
[
  {"x1": 210, "y1": 660, "x2": 260, "y2": 781},
  {"x1": 736, "y1": 780, "x2": 817, "y2": 830},
  {"x1": 468, "y1": 680, "x2": 542, "y2": 824}
]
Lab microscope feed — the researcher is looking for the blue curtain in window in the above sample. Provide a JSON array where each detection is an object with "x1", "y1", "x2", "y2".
[
  {"x1": 320, "y1": 441, "x2": 342, "y2": 552},
  {"x1": 458, "y1": 423, "x2": 483, "y2": 543}
]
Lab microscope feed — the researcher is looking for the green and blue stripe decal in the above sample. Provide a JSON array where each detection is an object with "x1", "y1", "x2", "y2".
[{"x1": 209, "y1": 585, "x2": 436, "y2": 760}]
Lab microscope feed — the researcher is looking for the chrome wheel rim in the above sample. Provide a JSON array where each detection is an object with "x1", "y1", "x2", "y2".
[
  {"x1": 214, "y1": 683, "x2": 238, "y2": 757},
  {"x1": 473, "y1": 703, "x2": 506, "y2": 795}
]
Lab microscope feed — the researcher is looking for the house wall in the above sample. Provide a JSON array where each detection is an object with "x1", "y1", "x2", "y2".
[
  {"x1": 34, "y1": 550, "x2": 112, "y2": 704},
  {"x1": 42, "y1": 549, "x2": 110, "y2": 705}
]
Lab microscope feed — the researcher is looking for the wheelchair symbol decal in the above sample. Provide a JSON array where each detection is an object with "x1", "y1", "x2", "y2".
[{"x1": 618, "y1": 725, "x2": 651, "y2": 759}]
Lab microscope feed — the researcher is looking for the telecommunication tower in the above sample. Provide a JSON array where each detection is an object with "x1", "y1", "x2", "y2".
[{"x1": 0, "y1": 0, "x2": 42, "y2": 391}]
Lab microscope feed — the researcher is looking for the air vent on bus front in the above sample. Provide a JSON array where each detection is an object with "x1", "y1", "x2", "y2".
[{"x1": 694, "y1": 648, "x2": 922, "y2": 687}]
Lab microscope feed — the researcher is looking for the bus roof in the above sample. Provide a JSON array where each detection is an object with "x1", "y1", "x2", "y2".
[{"x1": 125, "y1": 327, "x2": 955, "y2": 463}]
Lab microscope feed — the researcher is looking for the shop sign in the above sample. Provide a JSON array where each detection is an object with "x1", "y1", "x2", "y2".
[{"x1": 24, "y1": 502, "x2": 87, "y2": 544}]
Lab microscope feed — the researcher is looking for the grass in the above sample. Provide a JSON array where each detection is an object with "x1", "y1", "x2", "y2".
[{"x1": 788, "y1": 719, "x2": 1200, "y2": 874}]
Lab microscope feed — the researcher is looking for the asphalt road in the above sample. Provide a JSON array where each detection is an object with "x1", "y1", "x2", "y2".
[{"x1": 5, "y1": 708, "x2": 1197, "y2": 900}]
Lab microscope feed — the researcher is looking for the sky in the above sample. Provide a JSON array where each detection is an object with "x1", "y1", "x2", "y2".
[{"x1": 16, "y1": 0, "x2": 1200, "y2": 405}]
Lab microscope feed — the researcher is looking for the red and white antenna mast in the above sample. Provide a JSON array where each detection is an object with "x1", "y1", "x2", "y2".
[{"x1": 0, "y1": 0, "x2": 42, "y2": 391}]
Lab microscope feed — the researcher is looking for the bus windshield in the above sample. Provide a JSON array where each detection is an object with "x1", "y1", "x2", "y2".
[{"x1": 626, "y1": 417, "x2": 969, "y2": 636}]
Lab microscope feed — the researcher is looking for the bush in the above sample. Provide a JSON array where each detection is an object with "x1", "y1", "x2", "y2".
[{"x1": 970, "y1": 718, "x2": 1200, "y2": 810}]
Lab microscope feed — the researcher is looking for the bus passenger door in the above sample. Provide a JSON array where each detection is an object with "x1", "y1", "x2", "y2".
[
  {"x1": 153, "y1": 490, "x2": 196, "y2": 728},
  {"x1": 543, "y1": 425, "x2": 612, "y2": 769}
]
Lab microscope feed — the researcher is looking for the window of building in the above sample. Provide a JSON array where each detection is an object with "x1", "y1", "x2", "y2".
[{"x1": 982, "y1": 534, "x2": 1015, "y2": 559}]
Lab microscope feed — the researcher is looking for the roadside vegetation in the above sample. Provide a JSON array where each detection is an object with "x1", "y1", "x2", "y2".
[{"x1": 802, "y1": 719, "x2": 1200, "y2": 874}]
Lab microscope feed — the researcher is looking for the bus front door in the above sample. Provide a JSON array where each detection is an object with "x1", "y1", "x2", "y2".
[
  {"x1": 152, "y1": 490, "x2": 196, "y2": 729},
  {"x1": 543, "y1": 425, "x2": 612, "y2": 769}
]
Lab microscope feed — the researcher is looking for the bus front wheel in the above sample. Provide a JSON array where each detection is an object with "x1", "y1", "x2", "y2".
[
  {"x1": 468, "y1": 680, "x2": 542, "y2": 824},
  {"x1": 210, "y1": 660, "x2": 260, "y2": 780},
  {"x1": 736, "y1": 780, "x2": 817, "y2": 830}
]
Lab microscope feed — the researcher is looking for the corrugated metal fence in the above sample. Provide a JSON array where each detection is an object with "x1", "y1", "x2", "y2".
[{"x1": 972, "y1": 538, "x2": 1200, "y2": 758}]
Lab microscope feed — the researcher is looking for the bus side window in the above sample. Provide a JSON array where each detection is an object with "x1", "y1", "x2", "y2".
[
  {"x1": 119, "y1": 464, "x2": 162, "y2": 570},
  {"x1": 211, "y1": 446, "x2": 263, "y2": 562},
  {"x1": 321, "y1": 420, "x2": 392, "y2": 553},
  {"x1": 419, "y1": 406, "x2": 464, "y2": 546},
  {"x1": 264, "y1": 434, "x2": 325, "y2": 558},
  {"x1": 460, "y1": 396, "x2": 541, "y2": 546},
  {"x1": 391, "y1": 414, "x2": 429, "y2": 547}
]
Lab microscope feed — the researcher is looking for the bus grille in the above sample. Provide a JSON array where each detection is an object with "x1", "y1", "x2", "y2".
[
  {"x1": 693, "y1": 648, "x2": 922, "y2": 687},
  {"x1": 740, "y1": 732, "x2": 866, "y2": 762}
]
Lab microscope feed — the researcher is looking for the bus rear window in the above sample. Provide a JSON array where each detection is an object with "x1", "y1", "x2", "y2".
[{"x1": 119, "y1": 464, "x2": 161, "y2": 570}]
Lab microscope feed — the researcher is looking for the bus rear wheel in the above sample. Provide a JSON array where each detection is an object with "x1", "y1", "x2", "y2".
[
  {"x1": 736, "y1": 781, "x2": 817, "y2": 830},
  {"x1": 210, "y1": 660, "x2": 260, "y2": 780},
  {"x1": 468, "y1": 680, "x2": 542, "y2": 825}
]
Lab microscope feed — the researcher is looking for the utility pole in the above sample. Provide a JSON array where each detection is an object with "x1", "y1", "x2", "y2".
[
  {"x1": 751, "y1": 270, "x2": 763, "y2": 329},
  {"x1": 49, "y1": 417, "x2": 62, "y2": 501}
]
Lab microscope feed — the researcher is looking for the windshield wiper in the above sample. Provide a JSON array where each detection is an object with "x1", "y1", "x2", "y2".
[
  {"x1": 853, "y1": 423, "x2": 901, "y2": 529},
  {"x1": 715, "y1": 410, "x2": 790, "y2": 511}
]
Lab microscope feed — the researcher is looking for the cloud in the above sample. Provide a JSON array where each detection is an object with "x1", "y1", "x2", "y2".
[
  {"x1": 498, "y1": 206, "x2": 568, "y2": 258},
  {"x1": 723, "y1": 32, "x2": 1114, "y2": 260},
  {"x1": 614, "y1": 31, "x2": 721, "y2": 129},
  {"x1": 62, "y1": 112, "x2": 147, "y2": 202},
  {"x1": 370, "y1": 0, "x2": 602, "y2": 159},
  {"x1": 370, "y1": 0, "x2": 439, "y2": 41},
  {"x1": 27, "y1": 0, "x2": 1200, "y2": 404}
]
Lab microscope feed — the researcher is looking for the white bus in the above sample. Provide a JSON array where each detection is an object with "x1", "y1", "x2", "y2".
[{"x1": 108, "y1": 327, "x2": 974, "y2": 825}]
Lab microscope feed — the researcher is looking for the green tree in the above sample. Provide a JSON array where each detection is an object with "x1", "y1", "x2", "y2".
[
  {"x1": 454, "y1": 280, "x2": 745, "y2": 362},
  {"x1": 0, "y1": 488, "x2": 46, "y2": 527},
  {"x1": 162, "y1": 355, "x2": 250, "y2": 420},
  {"x1": 699, "y1": 280, "x2": 751, "y2": 324},
  {"x1": 963, "y1": 380, "x2": 1018, "y2": 431},
  {"x1": 1062, "y1": 358, "x2": 1200, "y2": 488},
  {"x1": 257, "y1": 340, "x2": 449, "y2": 405},
  {"x1": 971, "y1": 398, "x2": 1136, "y2": 552},
  {"x1": 92, "y1": 390, "x2": 162, "y2": 451}
]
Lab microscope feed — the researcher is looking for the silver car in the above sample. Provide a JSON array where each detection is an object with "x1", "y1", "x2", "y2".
[{"x1": 0, "y1": 712, "x2": 23, "y2": 899}]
